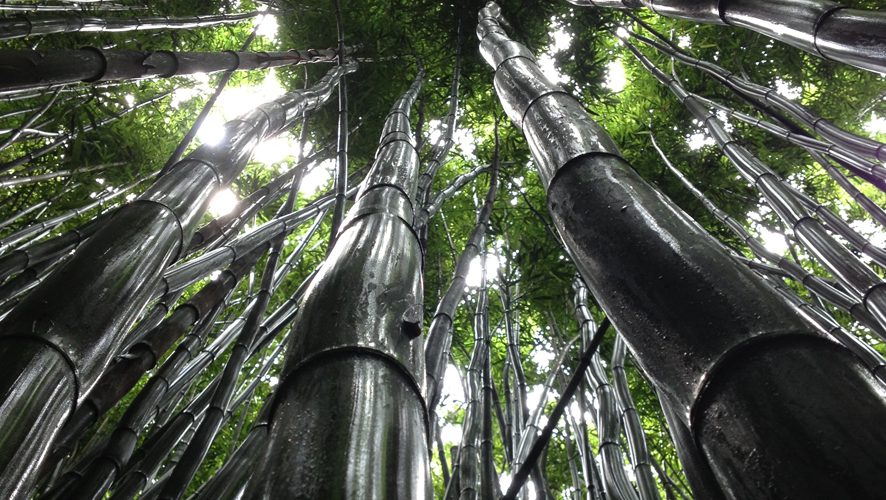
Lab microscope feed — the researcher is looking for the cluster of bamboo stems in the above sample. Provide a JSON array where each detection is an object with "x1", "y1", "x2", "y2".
[{"x1": 0, "y1": 0, "x2": 883, "y2": 498}]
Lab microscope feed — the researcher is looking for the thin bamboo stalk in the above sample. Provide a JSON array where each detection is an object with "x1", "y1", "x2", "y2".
[
  {"x1": 572, "y1": 279, "x2": 639, "y2": 500},
  {"x1": 0, "y1": 47, "x2": 347, "y2": 94},
  {"x1": 625, "y1": 39, "x2": 886, "y2": 338},
  {"x1": 328, "y1": 0, "x2": 349, "y2": 244},
  {"x1": 503, "y1": 318, "x2": 611, "y2": 500},
  {"x1": 0, "y1": 91, "x2": 170, "y2": 175},
  {"x1": 157, "y1": 124, "x2": 314, "y2": 498},
  {"x1": 426, "y1": 158, "x2": 499, "y2": 423},
  {"x1": 0, "y1": 11, "x2": 258, "y2": 41},
  {"x1": 626, "y1": 27, "x2": 886, "y2": 163},
  {"x1": 0, "y1": 86, "x2": 62, "y2": 152},
  {"x1": 611, "y1": 335, "x2": 662, "y2": 499},
  {"x1": 650, "y1": 133, "x2": 886, "y2": 339},
  {"x1": 569, "y1": 0, "x2": 886, "y2": 74}
]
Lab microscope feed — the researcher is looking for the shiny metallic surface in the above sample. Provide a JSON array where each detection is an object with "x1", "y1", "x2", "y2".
[
  {"x1": 816, "y1": 8, "x2": 886, "y2": 74},
  {"x1": 360, "y1": 141, "x2": 419, "y2": 197},
  {"x1": 521, "y1": 93, "x2": 621, "y2": 187},
  {"x1": 0, "y1": 344, "x2": 74, "y2": 499},
  {"x1": 346, "y1": 187, "x2": 414, "y2": 228},
  {"x1": 649, "y1": 0, "x2": 723, "y2": 24},
  {"x1": 695, "y1": 338, "x2": 886, "y2": 498},
  {"x1": 573, "y1": 282, "x2": 641, "y2": 500},
  {"x1": 248, "y1": 357, "x2": 430, "y2": 499},
  {"x1": 248, "y1": 71, "x2": 429, "y2": 499},
  {"x1": 0, "y1": 12, "x2": 257, "y2": 40},
  {"x1": 493, "y1": 57, "x2": 563, "y2": 127},
  {"x1": 722, "y1": 0, "x2": 837, "y2": 54},
  {"x1": 0, "y1": 66, "x2": 348, "y2": 499}
]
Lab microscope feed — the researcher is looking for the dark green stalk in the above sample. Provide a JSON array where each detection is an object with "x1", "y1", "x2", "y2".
[
  {"x1": 480, "y1": 3, "x2": 886, "y2": 497},
  {"x1": 503, "y1": 318, "x2": 610, "y2": 500},
  {"x1": 328, "y1": 0, "x2": 349, "y2": 245}
]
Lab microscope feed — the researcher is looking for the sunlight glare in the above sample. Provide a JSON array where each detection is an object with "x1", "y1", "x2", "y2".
[
  {"x1": 255, "y1": 14, "x2": 279, "y2": 41},
  {"x1": 549, "y1": 20, "x2": 573, "y2": 53},
  {"x1": 864, "y1": 112, "x2": 886, "y2": 136},
  {"x1": 538, "y1": 52, "x2": 568, "y2": 85},
  {"x1": 604, "y1": 59, "x2": 626, "y2": 92},
  {"x1": 253, "y1": 136, "x2": 293, "y2": 166},
  {"x1": 686, "y1": 131, "x2": 714, "y2": 150},
  {"x1": 197, "y1": 116, "x2": 226, "y2": 146},
  {"x1": 208, "y1": 187, "x2": 239, "y2": 217},
  {"x1": 774, "y1": 78, "x2": 802, "y2": 100},
  {"x1": 301, "y1": 159, "x2": 334, "y2": 195},
  {"x1": 759, "y1": 227, "x2": 788, "y2": 256}
]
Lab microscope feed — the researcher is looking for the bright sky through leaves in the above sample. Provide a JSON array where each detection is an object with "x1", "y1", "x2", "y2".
[{"x1": 207, "y1": 187, "x2": 239, "y2": 217}]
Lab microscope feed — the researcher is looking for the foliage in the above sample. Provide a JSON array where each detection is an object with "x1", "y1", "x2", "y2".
[{"x1": 0, "y1": 0, "x2": 884, "y2": 498}]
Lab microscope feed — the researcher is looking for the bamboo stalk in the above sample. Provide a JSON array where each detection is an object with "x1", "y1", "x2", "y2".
[
  {"x1": 625, "y1": 39, "x2": 886, "y2": 338},
  {"x1": 626, "y1": 26, "x2": 886, "y2": 164},
  {"x1": 245, "y1": 69, "x2": 430, "y2": 499},
  {"x1": 0, "y1": 47, "x2": 348, "y2": 94},
  {"x1": 569, "y1": 0, "x2": 886, "y2": 74},
  {"x1": 480, "y1": 3, "x2": 886, "y2": 497},
  {"x1": 0, "y1": 64, "x2": 351, "y2": 499},
  {"x1": 0, "y1": 11, "x2": 259, "y2": 41}
]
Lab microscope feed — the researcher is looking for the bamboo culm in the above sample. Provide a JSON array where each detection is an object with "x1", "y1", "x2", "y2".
[
  {"x1": 650, "y1": 133, "x2": 886, "y2": 340},
  {"x1": 567, "y1": 0, "x2": 886, "y2": 74},
  {"x1": 480, "y1": 3, "x2": 886, "y2": 497},
  {"x1": 246, "y1": 70, "x2": 431, "y2": 498},
  {"x1": 626, "y1": 27, "x2": 886, "y2": 164},
  {"x1": 0, "y1": 63, "x2": 352, "y2": 499},
  {"x1": 156, "y1": 127, "x2": 313, "y2": 499},
  {"x1": 0, "y1": 11, "x2": 259, "y2": 41},
  {"x1": 0, "y1": 47, "x2": 350, "y2": 94},
  {"x1": 425, "y1": 161, "x2": 499, "y2": 422}
]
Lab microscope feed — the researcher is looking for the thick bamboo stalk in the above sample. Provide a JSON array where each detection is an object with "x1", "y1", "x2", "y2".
[
  {"x1": 568, "y1": 0, "x2": 886, "y2": 74},
  {"x1": 0, "y1": 11, "x2": 258, "y2": 41},
  {"x1": 157, "y1": 131, "x2": 313, "y2": 499},
  {"x1": 0, "y1": 64, "x2": 351, "y2": 499},
  {"x1": 479, "y1": 3, "x2": 886, "y2": 497},
  {"x1": 46, "y1": 247, "x2": 263, "y2": 479},
  {"x1": 0, "y1": 47, "x2": 347, "y2": 94},
  {"x1": 246, "y1": 70, "x2": 431, "y2": 499}
]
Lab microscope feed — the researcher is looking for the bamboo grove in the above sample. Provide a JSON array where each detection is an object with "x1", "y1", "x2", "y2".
[{"x1": 0, "y1": 0, "x2": 884, "y2": 498}]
